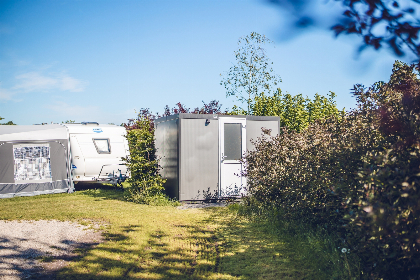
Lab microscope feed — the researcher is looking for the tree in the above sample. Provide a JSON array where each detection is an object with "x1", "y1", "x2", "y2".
[
  {"x1": 221, "y1": 32, "x2": 282, "y2": 114},
  {"x1": 122, "y1": 100, "x2": 226, "y2": 204},
  {"x1": 230, "y1": 88, "x2": 344, "y2": 132},
  {"x1": 0, "y1": 116, "x2": 16, "y2": 125},
  {"x1": 163, "y1": 100, "x2": 227, "y2": 116},
  {"x1": 268, "y1": 0, "x2": 420, "y2": 61}
]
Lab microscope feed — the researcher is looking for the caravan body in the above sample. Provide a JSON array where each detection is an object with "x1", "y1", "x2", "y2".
[{"x1": 64, "y1": 123, "x2": 129, "y2": 183}]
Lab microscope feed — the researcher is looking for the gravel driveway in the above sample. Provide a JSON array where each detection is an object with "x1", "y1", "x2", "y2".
[
  {"x1": 0, "y1": 203, "x2": 225, "y2": 279},
  {"x1": 0, "y1": 220, "x2": 104, "y2": 280}
]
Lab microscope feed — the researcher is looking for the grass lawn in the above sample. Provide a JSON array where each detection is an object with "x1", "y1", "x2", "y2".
[{"x1": 0, "y1": 186, "x2": 338, "y2": 279}]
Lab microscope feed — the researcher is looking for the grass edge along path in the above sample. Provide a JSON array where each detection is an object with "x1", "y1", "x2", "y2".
[{"x1": 1, "y1": 188, "x2": 342, "y2": 279}]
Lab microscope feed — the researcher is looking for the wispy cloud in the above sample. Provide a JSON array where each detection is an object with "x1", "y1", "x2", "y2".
[
  {"x1": 0, "y1": 84, "x2": 15, "y2": 101},
  {"x1": 14, "y1": 72, "x2": 87, "y2": 93},
  {"x1": 46, "y1": 101, "x2": 100, "y2": 118},
  {"x1": 60, "y1": 75, "x2": 85, "y2": 91}
]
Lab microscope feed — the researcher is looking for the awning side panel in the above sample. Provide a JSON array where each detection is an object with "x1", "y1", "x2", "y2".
[
  {"x1": 0, "y1": 143, "x2": 14, "y2": 183},
  {"x1": 50, "y1": 140, "x2": 69, "y2": 181},
  {"x1": 0, "y1": 180, "x2": 69, "y2": 198}
]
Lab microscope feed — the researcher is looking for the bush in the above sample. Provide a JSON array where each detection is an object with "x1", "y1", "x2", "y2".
[
  {"x1": 123, "y1": 101, "x2": 225, "y2": 205},
  {"x1": 125, "y1": 179, "x2": 179, "y2": 206},
  {"x1": 243, "y1": 61, "x2": 420, "y2": 279},
  {"x1": 123, "y1": 109, "x2": 171, "y2": 205}
]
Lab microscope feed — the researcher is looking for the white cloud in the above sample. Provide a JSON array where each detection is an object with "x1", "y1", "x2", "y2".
[
  {"x1": 59, "y1": 75, "x2": 85, "y2": 92},
  {"x1": 14, "y1": 72, "x2": 87, "y2": 93},
  {"x1": 46, "y1": 101, "x2": 100, "y2": 120},
  {"x1": 0, "y1": 85, "x2": 15, "y2": 101},
  {"x1": 14, "y1": 72, "x2": 57, "y2": 92}
]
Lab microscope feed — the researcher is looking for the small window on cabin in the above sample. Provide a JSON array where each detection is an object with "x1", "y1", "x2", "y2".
[
  {"x1": 224, "y1": 123, "x2": 242, "y2": 160},
  {"x1": 93, "y1": 139, "x2": 111, "y2": 154}
]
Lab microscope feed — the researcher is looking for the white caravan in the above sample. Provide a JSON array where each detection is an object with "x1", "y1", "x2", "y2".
[{"x1": 63, "y1": 123, "x2": 130, "y2": 185}]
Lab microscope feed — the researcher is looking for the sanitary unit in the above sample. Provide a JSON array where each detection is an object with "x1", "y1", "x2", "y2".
[{"x1": 154, "y1": 113, "x2": 280, "y2": 201}]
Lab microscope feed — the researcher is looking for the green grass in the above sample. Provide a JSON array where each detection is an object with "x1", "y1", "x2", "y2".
[
  {"x1": 0, "y1": 185, "x2": 350, "y2": 279},
  {"x1": 233, "y1": 204, "x2": 361, "y2": 280}
]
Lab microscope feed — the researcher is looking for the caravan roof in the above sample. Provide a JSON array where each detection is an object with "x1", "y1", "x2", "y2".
[
  {"x1": 63, "y1": 123, "x2": 126, "y2": 134},
  {"x1": 0, "y1": 124, "x2": 68, "y2": 141}
]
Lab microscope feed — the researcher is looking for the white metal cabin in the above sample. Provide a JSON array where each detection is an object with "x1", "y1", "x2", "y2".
[
  {"x1": 154, "y1": 114, "x2": 280, "y2": 201},
  {"x1": 63, "y1": 123, "x2": 130, "y2": 185}
]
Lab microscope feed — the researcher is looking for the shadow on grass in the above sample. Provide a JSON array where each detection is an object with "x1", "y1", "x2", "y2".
[
  {"x1": 0, "y1": 234, "x2": 105, "y2": 280},
  {"x1": 74, "y1": 182, "x2": 126, "y2": 202},
  {"x1": 56, "y1": 226, "x2": 216, "y2": 279},
  {"x1": 51, "y1": 207, "x2": 324, "y2": 280},
  {"x1": 0, "y1": 236, "x2": 48, "y2": 279},
  {"x1": 199, "y1": 208, "x2": 317, "y2": 280}
]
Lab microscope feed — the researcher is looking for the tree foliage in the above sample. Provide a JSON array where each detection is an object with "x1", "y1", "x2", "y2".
[
  {"x1": 0, "y1": 116, "x2": 16, "y2": 125},
  {"x1": 333, "y1": 0, "x2": 420, "y2": 59},
  {"x1": 222, "y1": 32, "x2": 342, "y2": 128},
  {"x1": 243, "y1": 61, "x2": 420, "y2": 279},
  {"x1": 122, "y1": 100, "x2": 225, "y2": 204},
  {"x1": 268, "y1": 0, "x2": 420, "y2": 61},
  {"x1": 163, "y1": 100, "x2": 227, "y2": 116},
  {"x1": 123, "y1": 109, "x2": 167, "y2": 205},
  {"x1": 221, "y1": 32, "x2": 282, "y2": 114},
  {"x1": 231, "y1": 89, "x2": 344, "y2": 131}
]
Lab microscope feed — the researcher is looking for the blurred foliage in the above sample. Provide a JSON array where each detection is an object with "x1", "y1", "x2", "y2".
[
  {"x1": 268, "y1": 0, "x2": 420, "y2": 61},
  {"x1": 243, "y1": 61, "x2": 420, "y2": 279},
  {"x1": 0, "y1": 116, "x2": 16, "y2": 125}
]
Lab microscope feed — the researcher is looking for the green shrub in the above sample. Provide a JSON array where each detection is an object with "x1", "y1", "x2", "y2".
[
  {"x1": 243, "y1": 61, "x2": 420, "y2": 279},
  {"x1": 123, "y1": 109, "x2": 172, "y2": 205},
  {"x1": 123, "y1": 102, "x2": 228, "y2": 205}
]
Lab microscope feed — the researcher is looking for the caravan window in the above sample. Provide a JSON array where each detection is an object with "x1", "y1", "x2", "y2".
[{"x1": 93, "y1": 139, "x2": 111, "y2": 154}]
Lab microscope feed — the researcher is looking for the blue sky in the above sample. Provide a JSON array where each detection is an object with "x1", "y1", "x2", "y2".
[{"x1": 0, "y1": 0, "x2": 408, "y2": 125}]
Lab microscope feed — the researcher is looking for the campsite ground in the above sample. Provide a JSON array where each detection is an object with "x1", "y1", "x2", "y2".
[{"x1": 0, "y1": 185, "x2": 335, "y2": 279}]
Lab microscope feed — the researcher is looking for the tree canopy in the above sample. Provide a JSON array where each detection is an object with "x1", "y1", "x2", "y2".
[
  {"x1": 221, "y1": 32, "x2": 281, "y2": 114},
  {"x1": 0, "y1": 116, "x2": 16, "y2": 125},
  {"x1": 230, "y1": 89, "x2": 344, "y2": 132}
]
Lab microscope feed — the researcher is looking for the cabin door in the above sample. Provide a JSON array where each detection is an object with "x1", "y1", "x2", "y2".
[{"x1": 219, "y1": 118, "x2": 246, "y2": 197}]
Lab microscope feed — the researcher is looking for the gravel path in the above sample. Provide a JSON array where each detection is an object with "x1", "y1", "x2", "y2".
[
  {"x1": 0, "y1": 204, "x2": 223, "y2": 279},
  {"x1": 0, "y1": 220, "x2": 104, "y2": 280}
]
